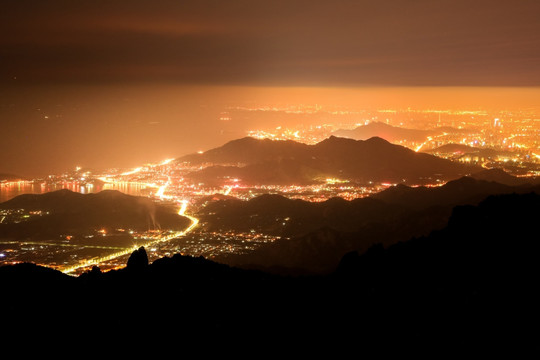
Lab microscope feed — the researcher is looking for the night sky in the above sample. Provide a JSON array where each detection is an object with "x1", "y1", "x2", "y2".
[
  {"x1": 1, "y1": 1, "x2": 539, "y2": 177},
  {"x1": 2, "y1": 0, "x2": 540, "y2": 86}
]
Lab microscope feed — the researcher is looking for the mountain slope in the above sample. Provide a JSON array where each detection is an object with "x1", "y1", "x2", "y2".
[
  {"x1": 424, "y1": 143, "x2": 508, "y2": 158},
  {"x1": 0, "y1": 189, "x2": 190, "y2": 240},
  {"x1": 179, "y1": 136, "x2": 310, "y2": 165},
  {"x1": 199, "y1": 193, "x2": 401, "y2": 237},
  {"x1": 469, "y1": 168, "x2": 534, "y2": 186},
  {"x1": 181, "y1": 136, "x2": 477, "y2": 184},
  {"x1": 371, "y1": 175, "x2": 538, "y2": 209},
  {"x1": 332, "y1": 121, "x2": 432, "y2": 142},
  {"x1": 211, "y1": 177, "x2": 540, "y2": 273}
]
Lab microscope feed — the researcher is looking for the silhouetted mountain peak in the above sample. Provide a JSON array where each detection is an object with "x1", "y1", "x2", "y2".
[
  {"x1": 364, "y1": 136, "x2": 391, "y2": 145},
  {"x1": 317, "y1": 135, "x2": 391, "y2": 147},
  {"x1": 127, "y1": 247, "x2": 149, "y2": 271},
  {"x1": 92, "y1": 189, "x2": 131, "y2": 199},
  {"x1": 445, "y1": 175, "x2": 480, "y2": 186},
  {"x1": 470, "y1": 168, "x2": 528, "y2": 186},
  {"x1": 319, "y1": 135, "x2": 353, "y2": 143},
  {"x1": 222, "y1": 136, "x2": 274, "y2": 149},
  {"x1": 314, "y1": 136, "x2": 398, "y2": 156},
  {"x1": 182, "y1": 135, "x2": 477, "y2": 184},
  {"x1": 332, "y1": 122, "x2": 432, "y2": 142},
  {"x1": 323, "y1": 196, "x2": 349, "y2": 206},
  {"x1": 370, "y1": 175, "x2": 540, "y2": 211},
  {"x1": 250, "y1": 193, "x2": 292, "y2": 204},
  {"x1": 179, "y1": 136, "x2": 309, "y2": 165},
  {"x1": 441, "y1": 175, "x2": 517, "y2": 193}
]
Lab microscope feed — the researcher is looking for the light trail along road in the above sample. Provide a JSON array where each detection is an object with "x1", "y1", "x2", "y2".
[{"x1": 61, "y1": 199, "x2": 199, "y2": 275}]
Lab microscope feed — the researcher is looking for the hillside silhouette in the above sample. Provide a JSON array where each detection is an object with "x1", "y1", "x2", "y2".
[
  {"x1": 469, "y1": 167, "x2": 536, "y2": 186},
  {"x1": 333, "y1": 192, "x2": 540, "y2": 349},
  {"x1": 332, "y1": 121, "x2": 433, "y2": 142},
  {"x1": 0, "y1": 189, "x2": 190, "y2": 241},
  {"x1": 209, "y1": 176, "x2": 540, "y2": 273},
  {"x1": 1, "y1": 192, "x2": 538, "y2": 350},
  {"x1": 199, "y1": 193, "x2": 400, "y2": 237},
  {"x1": 371, "y1": 174, "x2": 537, "y2": 208},
  {"x1": 180, "y1": 136, "x2": 478, "y2": 184},
  {"x1": 424, "y1": 143, "x2": 509, "y2": 158}
]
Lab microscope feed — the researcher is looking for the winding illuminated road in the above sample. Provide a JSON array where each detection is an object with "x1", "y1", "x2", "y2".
[{"x1": 61, "y1": 200, "x2": 198, "y2": 275}]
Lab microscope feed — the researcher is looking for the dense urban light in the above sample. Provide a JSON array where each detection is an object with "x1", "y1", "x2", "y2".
[{"x1": 0, "y1": 1, "x2": 538, "y2": 349}]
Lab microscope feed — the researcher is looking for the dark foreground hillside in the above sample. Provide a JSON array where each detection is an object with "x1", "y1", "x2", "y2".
[
  {"x1": 1, "y1": 192, "x2": 538, "y2": 351},
  {"x1": 213, "y1": 177, "x2": 540, "y2": 274}
]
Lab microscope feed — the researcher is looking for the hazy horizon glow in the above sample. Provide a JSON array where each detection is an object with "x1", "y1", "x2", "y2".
[{"x1": 1, "y1": 84, "x2": 539, "y2": 178}]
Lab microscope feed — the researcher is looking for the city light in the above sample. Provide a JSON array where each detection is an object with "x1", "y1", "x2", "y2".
[{"x1": 1, "y1": 105, "x2": 538, "y2": 274}]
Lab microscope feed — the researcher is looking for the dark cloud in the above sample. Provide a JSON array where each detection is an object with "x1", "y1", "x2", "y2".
[{"x1": 2, "y1": 0, "x2": 540, "y2": 86}]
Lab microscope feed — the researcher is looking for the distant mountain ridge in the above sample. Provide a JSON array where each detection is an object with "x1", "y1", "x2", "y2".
[
  {"x1": 469, "y1": 168, "x2": 535, "y2": 186},
  {"x1": 180, "y1": 136, "x2": 478, "y2": 184},
  {"x1": 331, "y1": 121, "x2": 468, "y2": 142},
  {"x1": 332, "y1": 121, "x2": 432, "y2": 142},
  {"x1": 180, "y1": 136, "x2": 308, "y2": 165},
  {"x1": 424, "y1": 143, "x2": 510, "y2": 158},
  {"x1": 371, "y1": 175, "x2": 536, "y2": 209}
]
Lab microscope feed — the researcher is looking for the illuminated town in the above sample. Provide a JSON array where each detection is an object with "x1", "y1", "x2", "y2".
[
  {"x1": 1, "y1": 106, "x2": 539, "y2": 275},
  {"x1": 243, "y1": 106, "x2": 540, "y2": 176}
]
